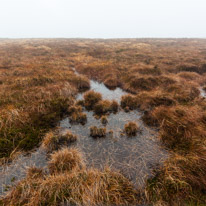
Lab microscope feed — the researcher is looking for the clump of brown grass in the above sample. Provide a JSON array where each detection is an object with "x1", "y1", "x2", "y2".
[
  {"x1": 1, "y1": 167, "x2": 139, "y2": 206},
  {"x1": 110, "y1": 100, "x2": 119, "y2": 113},
  {"x1": 124, "y1": 122, "x2": 139, "y2": 136},
  {"x1": 142, "y1": 105, "x2": 205, "y2": 151},
  {"x1": 42, "y1": 130, "x2": 77, "y2": 152},
  {"x1": 84, "y1": 90, "x2": 102, "y2": 110},
  {"x1": 94, "y1": 100, "x2": 111, "y2": 114},
  {"x1": 90, "y1": 126, "x2": 106, "y2": 137},
  {"x1": 121, "y1": 94, "x2": 137, "y2": 110},
  {"x1": 126, "y1": 76, "x2": 159, "y2": 92},
  {"x1": 101, "y1": 115, "x2": 108, "y2": 125},
  {"x1": 135, "y1": 91, "x2": 176, "y2": 111},
  {"x1": 124, "y1": 106, "x2": 130, "y2": 112},
  {"x1": 71, "y1": 74, "x2": 90, "y2": 92},
  {"x1": 176, "y1": 64, "x2": 206, "y2": 74},
  {"x1": 166, "y1": 84, "x2": 200, "y2": 104},
  {"x1": 26, "y1": 167, "x2": 45, "y2": 180},
  {"x1": 68, "y1": 105, "x2": 87, "y2": 124},
  {"x1": 68, "y1": 105, "x2": 82, "y2": 115},
  {"x1": 103, "y1": 76, "x2": 120, "y2": 90},
  {"x1": 123, "y1": 75, "x2": 176, "y2": 93},
  {"x1": 93, "y1": 99, "x2": 119, "y2": 115},
  {"x1": 48, "y1": 147, "x2": 84, "y2": 174},
  {"x1": 145, "y1": 152, "x2": 206, "y2": 205},
  {"x1": 69, "y1": 112, "x2": 87, "y2": 125},
  {"x1": 75, "y1": 99, "x2": 85, "y2": 106},
  {"x1": 177, "y1": 71, "x2": 201, "y2": 80}
]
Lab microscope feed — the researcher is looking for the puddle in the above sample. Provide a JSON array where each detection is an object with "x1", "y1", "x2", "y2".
[
  {"x1": 77, "y1": 81, "x2": 127, "y2": 103},
  {"x1": 60, "y1": 110, "x2": 167, "y2": 187},
  {"x1": 0, "y1": 148, "x2": 47, "y2": 195},
  {"x1": 61, "y1": 68, "x2": 168, "y2": 188},
  {"x1": 74, "y1": 67, "x2": 127, "y2": 103},
  {"x1": 200, "y1": 87, "x2": 206, "y2": 98},
  {"x1": 0, "y1": 68, "x2": 168, "y2": 196}
]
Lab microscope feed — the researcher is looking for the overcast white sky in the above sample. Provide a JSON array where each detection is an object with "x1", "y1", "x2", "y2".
[{"x1": 0, "y1": 0, "x2": 205, "y2": 38}]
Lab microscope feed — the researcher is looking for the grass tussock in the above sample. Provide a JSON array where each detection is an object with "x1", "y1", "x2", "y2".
[
  {"x1": 48, "y1": 147, "x2": 84, "y2": 174},
  {"x1": 145, "y1": 152, "x2": 206, "y2": 205},
  {"x1": 123, "y1": 75, "x2": 176, "y2": 93},
  {"x1": 124, "y1": 122, "x2": 139, "y2": 136},
  {"x1": 94, "y1": 99, "x2": 119, "y2": 115},
  {"x1": 42, "y1": 130, "x2": 77, "y2": 152},
  {"x1": 103, "y1": 76, "x2": 120, "y2": 90},
  {"x1": 69, "y1": 111, "x2": 87, "y2": 125},
  {"x1": 68, "y1": 105, "x2": 87, "y2": 124},
  {"x1": 142, "y1": 105, "x2": 206, "y2": 152},
  {"x1": 134, "y1": 91, "x2": 176, "y2": 111},
  {"x1": 166, "y1": 84, "x2": 200, "y2": 104},
  {"x1": 177, "y1": 71, "x2": 201, "y2": 80},
  {"x1": 68, "y1": 105, "x2": 82, "y2": 114},
  {"x1": 101, "y1": 115, "x2": 108, "y2": 125},
  {"x1": 121, "y1": 94, "x2": 138, "y2": 110},
  {"x1": 1, "y1": 167, "x2": 139, "y2": 206},
  {"x1": 75, "y1": 99, "x2": 85, "y2": 106},
  {"x1": 71, "y1": 75, "x2": 90, "y2": 92},
  {"x1": 90, "y1": 126, "x2": 106, "y2": 137},
  {"x1": 1, "y1": 147, "x2": 139, "y2": 206},
  {"x1": 83, "y1": 90, "x2": 102, "y2": 110}
]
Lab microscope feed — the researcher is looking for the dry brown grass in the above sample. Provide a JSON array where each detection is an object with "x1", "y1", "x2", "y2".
[
  {"x1": 71, "y1": 74, "x2": 90, "y2": 92},
  {"x1": 93, "y1": 99, "x2": 119, "y2": 115},
  {"x1": 120, "y1": 94, "x2": 138, "y2": 110},
  {"x1": 83, "y1": 90, "x2": 102, "y2": 110},
  {"x1": 124, "y1": 122, "x2": 139, "y2": 136},
  {"x1": 42, "y1": 130, "x2": 77, "y2": 152},
  {"x1": 26, "y1": 167, "x2": 45, "y2": 180},
  {"x1": 90, "y1": 126, "x2": 106, "y2": 138},
  {"x1": 48, "y1": 147, "x2": 84, "y2": 174},
  {"x1": 1, "y1": 149, "x2": 139, "y2": 206},
  {"x1": 67, "y1": 105, "x2": 87, "y2": 124},
  {"x1": 1, "y1": 39, "x2": 206, "y2": 205},
  {"x1": 103, "y1": 76, "x2": 120, "y2": 89},
  {"x1": 101, "y1": 115, "x2": 108, "y2": 125}
]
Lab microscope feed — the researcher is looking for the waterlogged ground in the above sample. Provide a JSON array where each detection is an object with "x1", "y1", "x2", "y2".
[
  {"x1": 0, "y1": 70, "x2": 168, "y2": 196},
  {"x1": 0, "y1": 148, "x2": 47, "y2": 195},
  {"x1": 61, "y1": 77, "x2": 167, "y2": 187},
  {"x1": 61, "y1": 110, "x2": 166, "y2": 187}
]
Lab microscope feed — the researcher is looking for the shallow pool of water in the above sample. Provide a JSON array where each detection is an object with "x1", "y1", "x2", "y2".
[
  {"x1": 77, "y1": 80, "x2": 127, "y2": 103},
  {"x1": 0, "y1": 148, "x2": 47, "y2": 195},
  {"x1": 61, "y1": 68, "x2": 168, "y2": 187},
  {"x1": 60, "y1": 110, "x2": 167, "y2": 187},
  {"x1": 0, "y1": 69, "x2": 168, "y2": 196}
]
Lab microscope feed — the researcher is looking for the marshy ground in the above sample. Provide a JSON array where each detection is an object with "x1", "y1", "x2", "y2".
[{"x1": 0, "y1": 38, "x2": 206, "y2": 205}]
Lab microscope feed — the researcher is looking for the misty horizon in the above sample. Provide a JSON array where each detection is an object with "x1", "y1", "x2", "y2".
[{"x1": 0, "y1": 0, "x2": 206, "y2": 38}]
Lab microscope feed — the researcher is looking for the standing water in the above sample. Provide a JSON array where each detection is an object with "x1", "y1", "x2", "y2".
[
  {"x1": 0, "y1": 69, "x2": 168, "y2": 196},
  {"x1": 61, "y1": 69, "x2": 168, "y2": 187}
]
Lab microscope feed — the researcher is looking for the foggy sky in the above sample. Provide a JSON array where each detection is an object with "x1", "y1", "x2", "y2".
[{"x1": 0, "y1": 0, "x2": 205, "y2": 38}]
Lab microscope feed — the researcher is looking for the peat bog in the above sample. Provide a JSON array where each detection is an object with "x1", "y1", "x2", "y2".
[{"x1": 0, "y1": 39, "x2": 206, "y2": 205}]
